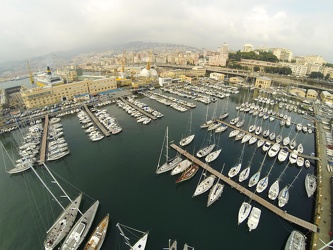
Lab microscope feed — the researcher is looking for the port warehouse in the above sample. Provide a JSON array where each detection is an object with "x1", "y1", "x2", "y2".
[{"x1": 20, "y1": 77, "x2": 117, "y2": 109}]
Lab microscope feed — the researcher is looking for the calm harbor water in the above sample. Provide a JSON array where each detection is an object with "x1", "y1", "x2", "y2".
[{"x1": 0, "y1": 79, "x2": 316, "y2": 249}]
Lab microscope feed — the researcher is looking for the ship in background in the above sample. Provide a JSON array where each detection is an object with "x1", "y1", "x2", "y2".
[{"x1": 34, "y1": 66, "x2": 65, "y2": 87}]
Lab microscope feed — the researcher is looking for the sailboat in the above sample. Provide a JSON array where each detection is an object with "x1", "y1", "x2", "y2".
[
  {"x1": 268, "y1": 163, "x2": 290, "y2": 200},
  {"x1": 156, "y1": 127, "x2": 182, "y2": 174},
  {"x1": 207, "y1": 164, "x2": 225, "y2": 207},
  {"x1": 256, "y1": 158, "x2": 277, "y2": 193},
  {"x1": 176, "y1": 164, "x2": 199, "y2": 183},
  {"x1": 205, "y1": 134, "x2": 222, "y2": 163},
  {"x1": 239, "y1": 148, "x2": 257, "y2": 183},
  {"x1": 83, "y1": 214, "x2": 109, "y2": 250},
  {"x1": 305, "y1": 173, "x2": 317, "y2": 197},
  {"x1": 116, "y1": 223, "x2": 149, "y2": 250},
  {"x1": 193, "y1": 170, "x2": 216, "y2": 197},
  {"x1": 164, "y1": 239, "x2": 177, "y2": 250},
  {"x1": 238, "y1": 202, "x2": 252, "y2": 225},
  {"x1": 278, "y1": 168, "x2": 303, "y2": 207},
  {"x1": 219, "y1": 96, "x2": 229, "y2": 120},
  {"x1": 200, "y1": 104, "x2": 214, "y2": 128},
  {"x1": 179, "y1": 112, "x2": 195, "y2": 147},
  {"x1": 228, "y1": 144, "x2": 246, "y2": 178},
  {"x1": 196, "y1": 131, "x2": 215, "y2": 158},
  {"x1": 171, "y1": 159, "x2": 192, "y2": 176},
  {"x1": 61, "y1": 200, "x2": 99, "y2": 250},
  {"x1": 248, "y1": 152, "x2": 268, "y2": 188}
]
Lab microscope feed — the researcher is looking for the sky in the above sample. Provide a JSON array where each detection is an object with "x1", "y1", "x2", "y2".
[{"x1": 1, "y1": 0, "x2": 332, "y2": 63}]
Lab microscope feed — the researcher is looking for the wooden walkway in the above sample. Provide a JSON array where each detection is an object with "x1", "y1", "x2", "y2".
[
  {"x1": 119, "y1": 97, "x2": 157, "y2": 120},
  {"x1": 39, "y1": 114, "x2": 49, "y2": 164},
  {"x1": 83, "y1": 105, "x2": 110, "y2": 137},
  {"x1": 216, "y1": 119, "x2": 319, "y2": 161},
  {"x1": 170, "y1": 143, "x2": 318, "y2": 233}
]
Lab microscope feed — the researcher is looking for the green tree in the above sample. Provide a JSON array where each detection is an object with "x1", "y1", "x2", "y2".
[
  {"x1": 309, "y1": 72, "x2": 324, "y2": 79},
  {"x1": 253, "y1": 66, "x2": 260, "y2": 72},
  {"x1": 325, "y1": 73, "x2": 330, "y2": 80}
]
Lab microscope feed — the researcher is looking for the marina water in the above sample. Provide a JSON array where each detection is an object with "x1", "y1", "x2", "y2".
[{"x1": 0, "y1": 79, "x2": 315, "y2": 249}]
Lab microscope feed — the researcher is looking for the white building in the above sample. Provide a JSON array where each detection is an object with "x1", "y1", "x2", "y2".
[{"x1": 242, "y1": 43, "x2": 254, "y2": 52}]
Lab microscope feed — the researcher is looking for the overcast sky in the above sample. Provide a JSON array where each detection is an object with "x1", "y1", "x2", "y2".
[{"x1": 1, "y1": 0, "x2": 332, "y2": 63}]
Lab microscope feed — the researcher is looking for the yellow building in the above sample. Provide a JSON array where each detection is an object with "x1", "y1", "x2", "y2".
[
  {"x1": 209, "y1": 72, "x2": 225, "y2": 81},
  {"x1": 306, "y1": 89, "x2": 318, "y2": 99},
  {"x1": 21, "y1": 77, "x2": 117, "y2": 108},
  {"x1": 229, "y1": 76, "x2": 244, "y2": 84},
  {"x1": 320, "y1": 91, "x2": 333, "y2": 105},
  {"x1": 255, "y1": 76, "x2": 272, "y2": 89}
]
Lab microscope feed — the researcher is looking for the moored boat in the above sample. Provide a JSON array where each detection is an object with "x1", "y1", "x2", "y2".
[
  {"x1": 116, "y1": 223, "x2": 149, "y2": 250},
  {"x1": 83, "y1": 214, "x2": 109, "y2": 250},
  {"x1": 238, "y1": 202, "x2": 252, "y2": 225},
  {"x1": 61, "y1": 200, "x2": 100, "y2": 250},
  {"x1": 284, "y1": 230, "x2": 306, "y2": 250},
  {"x1": 175, "y1": 164, "x2": 199, "y2": 183},
  {"x1": 305, "y1": 173, "x2": 317, "y2": 198},
  {"x1": 44, "y1": 194, "x2": 83, "y2": 250},
  {"x1": 193, "y1": 173, "x2": 216, "y2": 197},
  {"x1": 171, "y1": 159, "x2": 192, "y2": 175},
  {"x1": 247, "y1": 207, "x2": 261, "y2": 231}
]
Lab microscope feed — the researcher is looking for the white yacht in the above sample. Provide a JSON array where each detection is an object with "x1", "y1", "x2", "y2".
[
  {"x1": 289, "y1": 150, "x2": 298, "y2": 164},
  {"x1": 238, "y1": 202, "x2": 252, "y2": 225},
  {"x1": 305, "y1": 173, "x2": 317, "y2": 198},
  {"x1": 278, "y1": 185, "x2": 289, "y2": 208},
  {"x1": 196, "y1": 144, "x2": 216, "y2": 158},
  {"x1": 284, "y1": 230, "x2": 306, "y2": 250},
  {"x1": 228, "y1": 163, "x2": 242, "y2": 178},
  {"x1": 262, "y1": 141, "x2": 271, "y2": 152},
  {"x1": 239, "y1": 166, "x2": 250, "y2": 182},
  {"x1": 205, "y1": 149, "x2": 222, "y2": 163},
  {"x1": 247, "y1": 207, "x2": 261, "y2": 231},
  {"x1": 61, "y1": 200, "x2": 100, "y2": 250},
  {"x1": 171, "y1": 159, "x2": 192, "y2": 176},
  {"x1": 278, "y1": 147, "x2": 289, "y2": 162},
  {"x1": 193, "y1": 174, "x2": 216, "y2": 197},
  {"x1": 268, "y1": 179, "x2": 280, "y2": 200},
  {"x1": 229, "y1": 129, "x2": 240, "y2": 138},
  {"x1": 268, "y1": 143, "x2": 280, "y2": 158},
  {"x1": 296, "y1": 156, "x2": 304, "y2": 167},
  {"x1": 257, "y1": 139, "x2": 265, "y2": 148},
  {"x1": 207, "y1": 181, "x2": 224, "y2": 207}
]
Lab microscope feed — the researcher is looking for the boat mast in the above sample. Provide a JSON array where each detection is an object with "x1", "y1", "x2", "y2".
[
  {"x1": 116, "y1": 223, "x2": 133, "y2": 248},
  {"x1": 165, "y1": 127, "x2": 169, "y2": 162},
  {"x1": 29, "y1": 164, "x2": 66, "y2": 211},
  {"x1": 42, "y1": 162, "x2": 83, "y2": 215}
]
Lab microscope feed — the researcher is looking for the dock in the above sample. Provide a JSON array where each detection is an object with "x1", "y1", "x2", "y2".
[
  {"x1": 39, "y1": 114, "x2": 49, "y2": 164},
  {"x1": 216, "y1": 119, "x2": 319, "y2": 161},
  {"x1": 170, "y1": 143, "x2": 318, "y2": 233},
  {"x1": 118, "y1": 97, "x2": 157, "y2": 120},
  {"x1": 83, "y1": 105, "x2": 110, "y2": 137}
]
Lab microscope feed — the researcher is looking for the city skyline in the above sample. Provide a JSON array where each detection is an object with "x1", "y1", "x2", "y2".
[{"x1": 1, "y1": 0, "x2": 332, "y2": 63}]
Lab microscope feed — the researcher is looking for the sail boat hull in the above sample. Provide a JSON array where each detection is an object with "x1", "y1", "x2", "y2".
[
  {"x1": 193, "y1": 175, "x2": 216, "y2": 197},
  {"x1": 83, "y1": 214, "x2": 109, "y2": 250},
  {"x1": 207, "y1": 182, "x2": 224, "y2": 207},
  {"x1": 268, "y1": 180, "x2": 279, "y2": 200},
  {"x1": 61, "y1": 200, "x2": 100, "y2": 250},
  {"x1": 44, "y1": 193, "x2": 83, "y2": 250},
  {"x1": 238, "y1": 202, "x2": 252, "y2": 225},
  {"x1": 179, "y1": 134, "x2": 195, "y2": 147}
]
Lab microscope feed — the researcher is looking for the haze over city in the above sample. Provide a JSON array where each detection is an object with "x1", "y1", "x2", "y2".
[{"x1": 1, "y1": 0, "x2": 332, "y2": 63}]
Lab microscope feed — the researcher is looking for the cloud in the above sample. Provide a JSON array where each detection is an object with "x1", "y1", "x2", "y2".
[{"x1": 0, "y1": 0, "x2": 332, "y2": 63}]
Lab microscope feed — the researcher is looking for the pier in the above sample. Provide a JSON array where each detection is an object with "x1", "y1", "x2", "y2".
[
  {"x1": 170, "y1": 143, "x2": 318, "y2": 233},
  {"x1": 216, "y1": 119, "x2": 319, "y2": 161},
  {"x1": 39, "y1": 114, "x2": 49, "y2": 164},
  {"x1": 83, "y1": 105, "x2": 110, "y2": 137},
  {"x1": 118, "y1": 97, "x2": 157, "y2": 120}
]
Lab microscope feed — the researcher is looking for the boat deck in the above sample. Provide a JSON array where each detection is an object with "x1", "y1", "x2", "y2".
[
  {"x1": 217, "y1": 119, "x2": 319, "y2": 161},
  {"x1": 170, "y1": 143, "x2": 318, "y2": 233},
  {"x1": 83, "y1": 105, "x2": 110, "y2": 137},
  {"x1": 118, "y1": 97, "x2": 157, "y2": 120},
  {"x1": 39, "y1": 114, "x2": 49, "y2": 164}
]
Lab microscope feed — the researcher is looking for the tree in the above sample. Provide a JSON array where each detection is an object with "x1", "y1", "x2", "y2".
[
  {"x1": 253, "y1": 66, "x2": 260, "y2": 72},
  {"x1": 325, "y1": 73, "x2": 330, "y2": 80},
  {"x1": 309, "y1": 72, "x2": 324, "y2": 79}
]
